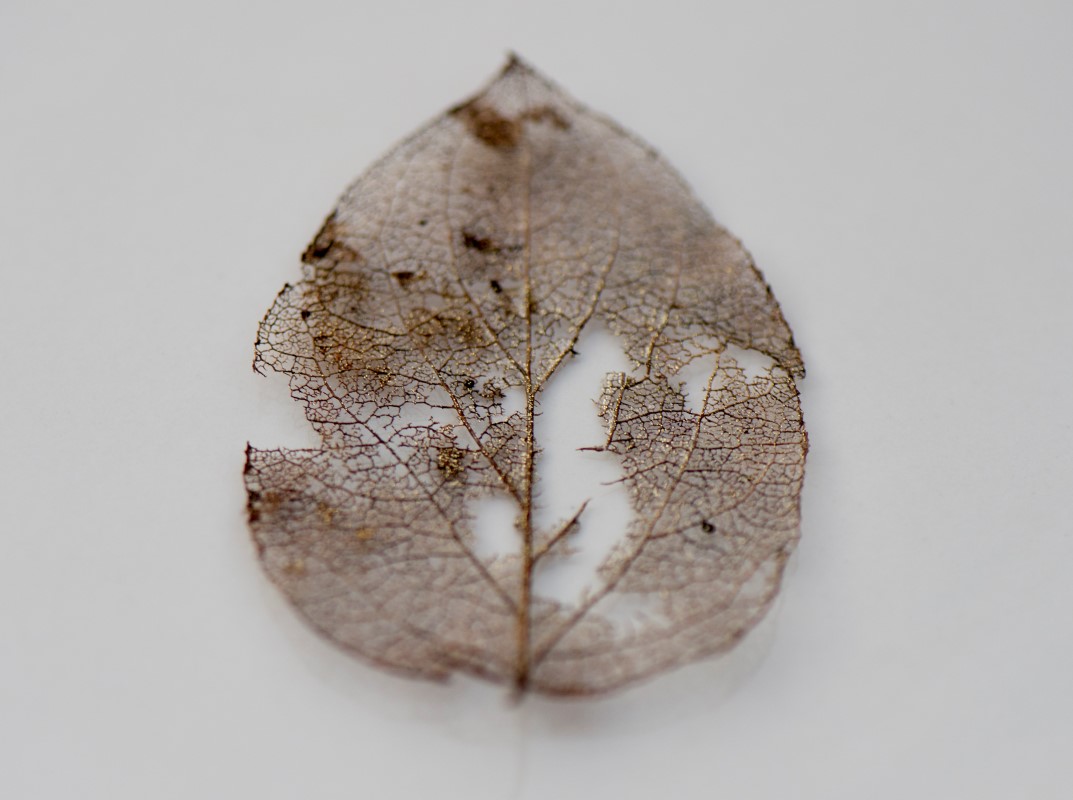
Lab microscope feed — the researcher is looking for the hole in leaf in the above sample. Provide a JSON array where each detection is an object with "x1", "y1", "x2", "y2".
[
  {"x1": 531, "y1": 322, "x2": 633, "y2": 607},
  {"x1": 723, "y1": 343, "x2": 775, "y2": 381},
  {"x1": 470, "y1": 493, "x2": 519, "y2": 562}
]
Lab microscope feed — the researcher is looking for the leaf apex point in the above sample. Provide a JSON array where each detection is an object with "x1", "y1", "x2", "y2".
[{"x1": 503, "y1": 51, "x2": 528, "y2": 73}]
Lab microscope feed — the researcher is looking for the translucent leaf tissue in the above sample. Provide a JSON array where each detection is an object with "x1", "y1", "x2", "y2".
[{"x1": 245, "y1": 57, "x2": 807, "y2": 696}]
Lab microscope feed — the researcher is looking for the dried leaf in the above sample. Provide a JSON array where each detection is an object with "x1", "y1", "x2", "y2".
[{"x1": 245, "y1": 56, "x2": 807, "y2": 696}]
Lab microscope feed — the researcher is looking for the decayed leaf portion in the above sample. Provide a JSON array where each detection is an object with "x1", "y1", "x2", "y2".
[{"x1": 245, "y1": 56, "x2": 806, "y2": 695}]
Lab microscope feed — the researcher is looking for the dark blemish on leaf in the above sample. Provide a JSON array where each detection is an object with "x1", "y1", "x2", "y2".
[
  {"x1": 418, "y1": 218, "x2": 428, "y2": 226},
  {"x1": 247, "y1": 489, "x2": 262, "y2": 522},
  {"x1": 302, "y1": 211, "x2": 363, "y2": 267},
  {"x1": 436, "y1": 447, "x2": 465, "y2": 481},
  {"x1": 392, "y1": 270, "x2": 417, "y2": 286},
  {"x1": 462, "y1": 378, "x2": 476, "y2": 390},
  {"x1": 490, "y1": 279, "x2": 503, "y2": 293},
  {"x1": 450, "y1": 100, "x2": 520, "y2": 149},
  {"x1": 300, "y1": 309, "x2": 311, "y2": 320},
  {"x1": 701, "y1": 520, "x2": 715, "y2": 534},
  {"x1": 462, "y1": 229, "x2": 499, "y2": 253}
]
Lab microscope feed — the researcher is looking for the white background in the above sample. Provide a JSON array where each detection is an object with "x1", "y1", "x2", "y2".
[{"x1": 3, "y1": 1, "x2": 1072, "y2": 797}]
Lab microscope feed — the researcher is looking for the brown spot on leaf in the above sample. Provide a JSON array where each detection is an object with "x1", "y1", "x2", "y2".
[
  {"x1": 261, "y1": 491, "x2": 282, "y2": 514},
  {"x1": 451, "y1": 100, "x2": 520, "y2": 149},
  {"x1": 302, "y1": 212, "x2": 363, "y2": 267},
  {"x1": 247, "y1": 490, "x2": 262, "y2": 522},
  {"x1": 462, "y1": 229, "x2": 499, "y2": 253},
  {"x1": 436, "y1": 447, "x2": 465, "y2": 481}
]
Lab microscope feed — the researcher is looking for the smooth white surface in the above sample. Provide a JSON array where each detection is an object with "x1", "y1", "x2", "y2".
[{"x1": 3, "y1": 1, "x2": 1071, "y2": 797}]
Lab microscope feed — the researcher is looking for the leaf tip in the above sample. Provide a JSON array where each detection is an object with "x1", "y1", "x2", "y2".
[{"x1": 502, "y1": 51, "x2": 530, "y2": 75}]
